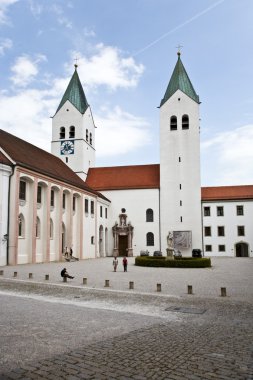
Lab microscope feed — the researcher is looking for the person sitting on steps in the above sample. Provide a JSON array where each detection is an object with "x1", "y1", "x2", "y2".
[{"x1": 61, "y1": 268, "x2": 74, "y2": 279}]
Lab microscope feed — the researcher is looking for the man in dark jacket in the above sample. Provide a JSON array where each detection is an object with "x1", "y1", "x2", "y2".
[{"x1": 61, "y1": 268, "x2": 74, "y2": 279}]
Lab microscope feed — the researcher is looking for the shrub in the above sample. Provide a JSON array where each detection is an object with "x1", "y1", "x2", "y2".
[{"x1": 135, "y1": 256, "x2": 211, "y2": 268}]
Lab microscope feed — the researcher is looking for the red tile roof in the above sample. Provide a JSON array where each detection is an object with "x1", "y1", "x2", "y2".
[
  {"x1": 86, "y1": 164, "x2": 160, "y2": 190},
  {"x1": 0, "y1": 129, "x2": 106, "y2": 199},
  {"x1": 0, "y1": 151, "x2": 12, "y2": 165},
  {"x1": 201, "y1": 185, "x2": 253, "y2": 201}
]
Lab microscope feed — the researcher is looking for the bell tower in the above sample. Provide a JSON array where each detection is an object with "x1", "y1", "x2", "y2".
[
  {"x1": 159, "y1": 52, "x2": 202, "y2": 256},
  {"x1": 51, "y1": 65, "x2": 96, "y2": 180}
]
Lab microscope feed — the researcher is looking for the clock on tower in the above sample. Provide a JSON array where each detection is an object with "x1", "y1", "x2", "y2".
[{"x1": 60, "y1": 140, "x2": 74, "y2": 155}]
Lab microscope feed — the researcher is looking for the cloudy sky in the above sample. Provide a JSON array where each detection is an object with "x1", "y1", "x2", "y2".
[{"x1": 0, "y1": 0, "x2": 253, "y2": 186}]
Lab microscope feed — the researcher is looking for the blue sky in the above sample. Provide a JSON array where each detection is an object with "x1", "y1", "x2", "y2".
[{"x1": 0, "y1": 0, "x2": 253, "y2": 186}]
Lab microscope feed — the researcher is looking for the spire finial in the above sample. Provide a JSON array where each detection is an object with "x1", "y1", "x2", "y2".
[
  {"x1": 74, "y1": 57, "x2": 79, "y2": 69},
  {"x1": 176, "y1": 44, "x2": 183, "y2": 56}
]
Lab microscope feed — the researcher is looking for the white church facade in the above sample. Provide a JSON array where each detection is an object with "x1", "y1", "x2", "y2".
[{"x1": 0, "y1": 54, "x2": 252, "y2": 266}]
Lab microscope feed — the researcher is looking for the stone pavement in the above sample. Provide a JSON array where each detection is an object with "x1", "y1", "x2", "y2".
[
  {"x1": 0, "y1": 256, "x2": 253, "y2": 300},
  {"x1": 0, "y1": 257, "x2": 253, "y2": 379}
]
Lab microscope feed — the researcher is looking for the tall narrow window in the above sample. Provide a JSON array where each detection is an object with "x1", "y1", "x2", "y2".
[
  {"x1": 105, "y1": 207, "x2": 108, "y2": 219},
  {"x1": 69, "y1": 126, "x2": 75, "y2": 138},
  {"x1": 182, "y1": 114, "x2": 189, "y2": 129},
  {"x1": 86, "y1": 129, "x2": 88, "y2": 141},
  {"x1": 146, "y1": 232, "x2": 154, "y2": 246},
  {"x1": 85, "y1": 198, "x2": 89, "y2": 214},
  {"x1": 62, "y1": 193, "x2": 66, "y2": 209},
  {"x1": 60, "y1": 127, "x2": 65, "y2": 139},
  {"x1": 51, "y1": 190, "x2": 54, "y2": 207},
  {"x1": 36, "y1": 217, "x2": 40, "y2": 238},
  {"x1": 91, "y1": 200, "x2": 94, "y2": 215},
  {"x1": 50, "y1": 219, "x2": 54, "y2": 239},
  {"x1": 37, "y1": 186, "x2": 42, "y2": 204},
  {"x1": 170, "y1": 116, "x2": 177, "y2": 130},
  {"x1": 100, "y1": 206, "x2": 103, "y2": 217},
  {"x1": 90, "y1": 133, "x2": 92, "y2": 145},
  {"x1": 18, "y1": 214, "x2": 25, "y2": 237},
  {"x1": 19, "y1": 181, "x2": 26, "y2": 201},
  {"x1": 146, "y1": 209, "x2": 154, "y2": 222},
  {"x1": 73, "y1": 196, "x2": 76, "y2": 212}
]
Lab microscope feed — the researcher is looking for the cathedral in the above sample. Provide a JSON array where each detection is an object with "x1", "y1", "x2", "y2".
[{"x1": 0, "y1": 53, "x2": 252, "y2": 266}]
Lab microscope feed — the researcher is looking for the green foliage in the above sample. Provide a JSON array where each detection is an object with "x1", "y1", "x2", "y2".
[{"x1": 135, "y1": 256, "x2": 211, "y2": 268}]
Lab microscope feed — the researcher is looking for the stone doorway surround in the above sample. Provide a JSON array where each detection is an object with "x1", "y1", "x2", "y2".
[{"x1": 112, "y1": 211, "x2": 134, "y2": 257}]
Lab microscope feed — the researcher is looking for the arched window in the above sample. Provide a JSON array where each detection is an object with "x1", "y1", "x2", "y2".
[
  {"x1": 170, "y1": 116, "x2": 177, "y2": 130},
  {"x1": 86, "y1": 129, "x2": 89, "y2": 141},
  {"x1": 18, "y1": 214, "x2": 25, "y2": 237},
  {"x1": 69, "y1": 126, "x2": 75, "y2": 138},
  {"x1": 19, "y1": 180, "x2": 26, "y2": 201},
  {"x1": 60, "y1": 127, "x2": 65, "y2": 139},
  {"x1": 146, "y1": 232, "x2": 154, "y2": 246},
  {"x1": 90, "y1": 132, "x2": 92, "y2": 145},
  {"x1": 146, "y1": 209, "x2": 154, "y2": 222},
  {"x1": 50, "y1": 219, "x2": 54, "y2": 239},
  {"x1": 182, "y1": 114, "x2": 189, "y2": 129},
  {"x1": 51, "y1": 190, "x2": 55, "y2": 207},
  {"x1": 36, "y1": 217, "x2": 41, "y2": 238}
]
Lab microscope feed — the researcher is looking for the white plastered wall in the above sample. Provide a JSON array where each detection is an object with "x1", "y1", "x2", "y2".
[
  {"x1": 160, "y1": 90, "x2": 202, "y2": 256},
  {"x1": 100, "y1": 188, "x2": 160, "y2": 256},
  {"x1": 51, "y1": 101, "x2": 95, "y2": 180},
  {"x1": 202, "y1": 200, "x2": 253, "y2": 257}
]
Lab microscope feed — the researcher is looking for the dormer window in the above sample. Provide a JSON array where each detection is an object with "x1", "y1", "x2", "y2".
[
  {"x1": 90, "y1": 133, "x2": 92, "y2": 145},
  {"x1": 170, "y1": 116, "x2": 177, "y2": 130},
  {"x1": 60, "y1": 127, "x2": 65, "y2": 139},
  {"x1": 182, "y1": 115, "x2": 189, "y2": 129},
  {"x1": 69, "y1": 126, "x2": 75, "y2": 138}
]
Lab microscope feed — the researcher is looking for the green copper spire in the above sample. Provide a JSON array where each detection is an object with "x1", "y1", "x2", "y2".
[
  {"x1": 160, "y1": 52, "x2": 200, "y2": 106},
  {"x1": 56, "y1": 65, "x2": 89, "y2": 114}
]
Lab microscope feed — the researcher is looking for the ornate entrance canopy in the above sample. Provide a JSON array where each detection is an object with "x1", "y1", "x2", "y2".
[{"x1": 112, "y1": 211, "x2": 134, "y2": 257}]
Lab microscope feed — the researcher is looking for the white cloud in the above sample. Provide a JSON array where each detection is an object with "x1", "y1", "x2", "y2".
[
  {"x1": 0, "y1": 0, "x2": 18, "y2": 24},
  {"x1": 71, "y1": 44, "x2": 145, "y2": 90},
  {"x1": 10, "y1": 54, "x2": 47, "y2": 87},
  {"x1": 28, "y1": 0, "x2": 43, "y2": 17},
  {"x1": 201, "y1": 125, "x2": 253, "y2": 185},
  {"x1": 95, "y1": 106, "x2": 151, "y2": 157},
  {"x1": 0, "y1": 37, "x2": 12, "y2": 55},
  {"x1": 51, "y1": 3, "x2": 72, "y2": 29}
]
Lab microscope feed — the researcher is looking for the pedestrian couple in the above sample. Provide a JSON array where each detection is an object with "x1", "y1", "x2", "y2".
[{"x1": 113, "y1": 256, "x2": 128, "y2": 272}]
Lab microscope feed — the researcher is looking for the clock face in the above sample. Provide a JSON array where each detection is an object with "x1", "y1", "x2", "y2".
[{"x1": 60, "y1": 140, "x2": 74, "y2": 155}]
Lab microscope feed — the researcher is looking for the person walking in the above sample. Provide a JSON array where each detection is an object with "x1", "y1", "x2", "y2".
[
  {"x1": 122, "y1": 256, "x2": 128, "y2": 272},
  {"x1": 113, "y1": 257, "x2": 118, "y2": 272}
]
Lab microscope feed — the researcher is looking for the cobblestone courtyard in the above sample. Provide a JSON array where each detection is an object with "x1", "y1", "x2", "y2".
[{"x1": 0, "y1": 258, "x2": 252, "y2": 379}]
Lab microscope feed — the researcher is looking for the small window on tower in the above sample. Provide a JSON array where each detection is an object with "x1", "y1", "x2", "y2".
[
  {"x1": 60, "y1": 127, "x2": 65, "y2": 139},
  {"x1": 170, "y1": 116, "x2": 177, "y2": 131},
  {"x1": 90, "y1": 133, "x2": 92, "y2": 145},
  {"x1": 69, "y1": 126, "x2": 75, "y2": 138},
  {"x1": 182, "y1": 115, "x2": 189, "y2": 129},
  {"x1": 86, "y1": 129, "x2": 88, "y2": 141}
]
